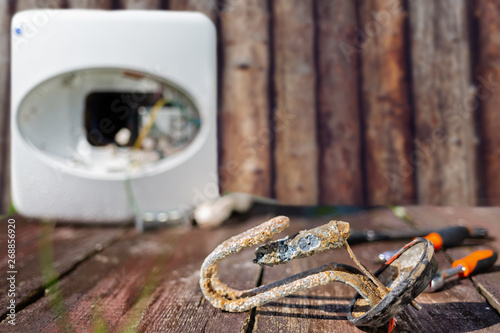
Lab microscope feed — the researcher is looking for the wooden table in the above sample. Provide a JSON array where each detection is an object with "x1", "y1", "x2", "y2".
[{"x1": 1, "y1": 206, "x2": 499, "y2": 332}]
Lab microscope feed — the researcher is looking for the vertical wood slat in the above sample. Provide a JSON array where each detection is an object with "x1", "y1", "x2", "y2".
[
  {"x1": 409, "y1": 0, "x2": 477, "y2": 205},
  {"x1": 217, "y1": 0, "x2": 271, "y2": 197},
  {"x1": 68, "y1": 0, "x2": 112, "y2": 9},
  {"x1": 119, "y1": 0, "x2": 161, "y2": 9},
  {"x1": 15, "y1": 0, "x2": 41, "y2": 12},
  {"x1": 316, "y1": 0, "x2": 363, "y2": 205},
  {"x1": 169, "y1": 0, "x2": 217, "y2": 22},
  {"x1": 15, "y1": 0, "x2": 62, "y2": 12},
  {"x1": 273, "y1": 0, "x2": 317, "y2": 205},
  {"x1": 0, "y1": 1, "x2": 489, "y2": 207},
  {"x1": 0, "y1": 1, "x2": 10, "y2": 212},
  {"x1": 359, "y1": 0, "x2": 414, "y2": 205},
  {"x1": 476, "y1": 0, "x2": 500, "y2": 205}
]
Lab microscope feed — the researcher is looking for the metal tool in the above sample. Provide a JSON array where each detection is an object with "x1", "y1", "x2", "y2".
[
  {"x1": 200, "y1": 216, "x2": 437, "y2": 330},
  {"x1": 352, "y1": 225, "x2": 488, "y2": 246},
  {"x1": 378, "y1": 226, "x2": 487, "y2": 262},
  {"x1": 425, "y1": 249, "x2": 498, "y2": 292}
]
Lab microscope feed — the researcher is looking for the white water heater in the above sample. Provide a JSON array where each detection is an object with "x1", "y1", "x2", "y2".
[{"x1": 11, "y1": 10, "x2": 218, "y2": 223}]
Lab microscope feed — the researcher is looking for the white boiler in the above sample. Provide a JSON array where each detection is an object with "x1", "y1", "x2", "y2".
[{"x1": 11, "y1": 10, "x2": 218, "y2": 224}]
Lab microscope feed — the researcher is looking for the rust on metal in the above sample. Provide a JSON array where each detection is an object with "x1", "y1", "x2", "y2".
[
  {"x1": 199, "y1": 216, "x2": 388, "y2": 313},
  {"x1": 254, "y1": 220, "x2": 350, "y2": 266}
]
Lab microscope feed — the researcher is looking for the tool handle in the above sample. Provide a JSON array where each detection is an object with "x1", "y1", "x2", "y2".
[
  {"x1": 425, "y1": 226, "x2": 470, "y2": 250},
  {"x1": 452, "y1": 250, "x2": 498, "y2": 278},
  {"x1": 469, "y1": 227, "x2": 488, "y2": 239}
]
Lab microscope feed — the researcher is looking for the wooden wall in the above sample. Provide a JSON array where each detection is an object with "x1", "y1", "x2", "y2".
[{"x1": 1, "y1": 0, "x2": 499, "y2": 211}]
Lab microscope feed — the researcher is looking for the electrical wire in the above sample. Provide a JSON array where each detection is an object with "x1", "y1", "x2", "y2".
[
  {"x1": 132, "y1": 97, "x2": 167, "y2": 150},
  {"x1": 127, "y1": 96, "x2": 167, "y2": 232}
]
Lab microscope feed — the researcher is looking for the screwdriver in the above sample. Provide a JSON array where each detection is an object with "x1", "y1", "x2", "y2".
[
  {"x1": 378, "y1": 226, "x2": 485, "y2": 262},
  {"x1": 425, "y1": 249, "x2": 498, "y2": 292}
]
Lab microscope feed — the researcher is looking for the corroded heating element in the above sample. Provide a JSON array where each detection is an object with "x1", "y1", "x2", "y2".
[
  {"x1": 254, "y1": 220, "x2": 350, "y2": 266},
  {"x1": 199, "y1": 216, "x2": 385, "y2": 313}
]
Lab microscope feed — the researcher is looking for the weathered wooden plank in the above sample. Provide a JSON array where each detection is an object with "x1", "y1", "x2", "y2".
[
  {"x1": 0, "y1": 0, "x2": 10, "y2": 213},
  {"x1": 3, "y1": 210, "x2": 500, "y2": 331},
  {"x1": 15, "y1": 0, "x2": 38, "y2": 12},
  {"x1": 409, "y1": 0, "x2": 477, "y2": 205},
  {"x1": 403, "y1": 206, "x2": 500, "y2": 314},
  {"x1": 476, "y1": 0, "x2": 500, "y2": 206},
  {"x1": 0, "y1": 216, "x2": 126, "y2": 320},
  {"x1": 0, "y1": 215, "x2": 41, "y2": 265},
  {"x1": 68, "y1": 0, "x2": 112, "y2": 9},
  {"x1": 402, "y1": 206, "x2": 500, "y2": 253},
  {"x1": 2, "y1": 216, "x2": 266, "y2": 332},
  {"x1": 0, "y1": 227, "x2": 176, "y2": 332},
  {"x1": 359, "y1": 0, "x2": 414, "y2": 205},
  {"x1": 273, "y1": 0, "x2": 317, "y2": 205},
  {"x1": 316, "y1": 0, "x2": 363, "y2": 206},
  {"x1": 169, "y1": 0, "x2": 217, "y2": 22},
  {"x1": 397, "y1": 249, "x2": 500, "y2": 332},
  {"x1": 119, "y1": 0, "x2": 161, "y2": 9},
  {"x1": 217, "y1": 0, "x2": 272, "y2": 197},
  {"x1": 15, "y1": 0, "x2": 62, "y2": 12},
  {"x1": 135, "y1": 217, "x2": 266, "y2": 332}
]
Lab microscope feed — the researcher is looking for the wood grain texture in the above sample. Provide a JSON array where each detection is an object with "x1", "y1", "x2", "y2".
[
  {"x1": 397, "y1": 249, "x2": 500, "y2": 332},
  {"x1": 15, "y1": 0, "x2": 39, "y2": 12},
  {"x1": 68, "y1": 0, "x2": 112, "y2": 9},
  {"x1": 218, "y1": 0, "x2": 271, "y2": 197},
  {"x1": 169, "y1": 0, "x2": 217, "y2": 22},
  {"x1": 409, "y1": 0, "x2": 477, "y2": 205},
  {"x1": 316, "y1": 0, "x2": 363, "y2": 206},
  {"x1": 119, "y1": 0, "x2": 161, "y2": 9},
  {"x1": 0, "y1": 0, "x2": 10, "y2": 213},
  {"x1": 273, "y1": 0, "x2": 318, "y2": 205},
  {"x1": 136, "y1": 217, "x2": 265, "y2": 332},
  {"x1": 0, "y1": 216, "x2": 126, "y2": 319},
  {"x1": 0, "y1": 227, "x2": 177, "y2": 332},
  {"x1": 359, "y1": 0, "x2": 414, "y2": 205},
  {"x1": 3, "y1": 209, "x2": 500, "y2": 331},
  {"x1": 0, "y1": 216, "x2": 268, "y2": 332},
  {"x1": 15, "y1": 0, "x2": 62, "y2": 12},
  {"x1": 404, "y1": 206, "x2": 500, "y2": 315},
  {"x1": 476, "y1": 0, "x2": 500, "y2": 206}
]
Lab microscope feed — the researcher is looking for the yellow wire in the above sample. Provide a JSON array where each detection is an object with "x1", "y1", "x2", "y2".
[{"x1": 133, "y1": 97, "x2": 167, "y2": 150}]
